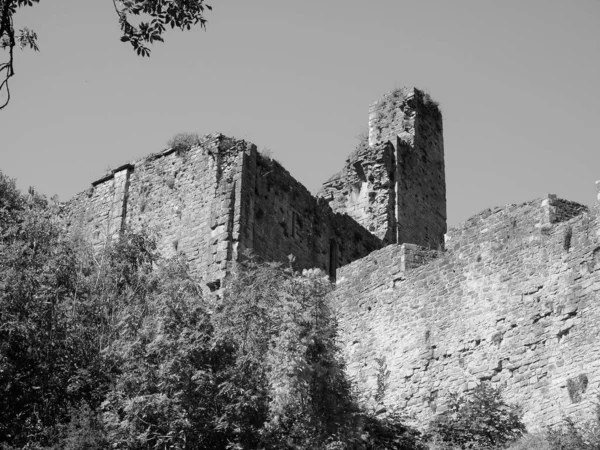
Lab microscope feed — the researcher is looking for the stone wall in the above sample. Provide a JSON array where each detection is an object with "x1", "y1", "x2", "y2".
[
  {"x1": 66, "y1": 163, "x2": 133, "y2": 248},
  {"x1": 318, "y1": 140, "x2": 397, "y2": 244},
  {"x1": 331, "y1": 191, "x2": 600, "y2": 429},
  {"x1": 391, "y1": 89, "x2": 446, "y2": 248},
  {"x1": 320, "y1": 87, "x2": 446, "y2": 249},
  {"x1": 235, "y1": 147, "x2": 383, "y2": 278},
  {"x1": 65, "y1": 134, "x2": 382, "y2": 287},
  {"x1": 65, "y1": 134, "x2": 245, "y2": 286}
]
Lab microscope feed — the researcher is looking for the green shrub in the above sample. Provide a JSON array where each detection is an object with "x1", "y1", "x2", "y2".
[
  {"x1": 167, "y1": 132, "x2": 200, "y2": 153},
  {"x1": 101, "y1": 256, "x2": 228, "y2": 450},
  {"x1": 58, "y1": 403, "x2": 108, "y2": 450},
  {"x1": 213, "y1": 260, "x2": 355, "y2": 449},
  {"x1": 545, "y1": 416, "x2": 600, "y2": 450},
  {"x1": 374, "y1": 356, "x2": 391, "y2": 404},
  {"x1": 427, "y1": 383, "x2": 526, "y2": 449},
  {"x1": 505, "y1": 432, "x2": 550, "y2": 450},
  {"x1": 359, "y1": 410, "x2": 427, "y2": 450},
  {"x1": 477, "y1": 394, "x2": 600, "y2": 450}
]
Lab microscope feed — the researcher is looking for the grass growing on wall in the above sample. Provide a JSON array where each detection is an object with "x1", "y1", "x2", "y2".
[{"x1": 167, "y1": 132, "x2": 201, "y2": 153}]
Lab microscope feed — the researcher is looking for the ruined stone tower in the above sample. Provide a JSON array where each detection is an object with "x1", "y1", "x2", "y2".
[{"x1": 318, "y1": 87, "x2": 446, "y2": 249}]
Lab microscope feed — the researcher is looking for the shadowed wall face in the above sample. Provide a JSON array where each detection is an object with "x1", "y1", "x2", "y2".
[
  {"x1": 238, "y1": 149, "x2": 383, "y2": 278},
  {"x1": 318, "y1": 140, "x2": 396, "y2": 244}
]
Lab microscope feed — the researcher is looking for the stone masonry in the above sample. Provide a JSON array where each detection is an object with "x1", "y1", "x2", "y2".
[
  {"x1": 66, "y1": 88, "x2": 445, "y2": 287},
  {"x1": 331, "y1": 194, "x2": 599, "y2": 430},
  {"x1": 64, "y1": 87, "x2": 600, "y2": 429},
  {"x1": 65, "y1": 134, "x2": 382, "y2": 288},
  {"x1": 318, "y1": 87, "x2": 447, "y2": 249}
]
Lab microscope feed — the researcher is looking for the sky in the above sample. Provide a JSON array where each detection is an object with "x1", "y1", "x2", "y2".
[{"x1": 1, "y1": 0, "x2": 599, "y2": 228}]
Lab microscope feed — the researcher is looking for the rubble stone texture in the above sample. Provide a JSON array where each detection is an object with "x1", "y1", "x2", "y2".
[
  {"x1": 318, "y1": 87, "x2": 447, "y2": 248},
  {"x1": 331, "y1": 195, "x2": 599, "y2": 430},
  {"x1": 64, "y1": 87, "x2": 600, "y2": 429},
  {"x1": 65, "y1": 134, "x2": 382, "y2": 288}
]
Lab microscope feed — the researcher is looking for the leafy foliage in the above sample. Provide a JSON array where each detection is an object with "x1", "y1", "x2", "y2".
[
  {"x1": 360, "y1": 410, "x2": 427, "y2": 450},
  {"x1": 0, "y1": 170, "x2": 426, "y2": 449},
  {"x1": 544, "y1": 408, "x2": 600, "y2": 450},
  {"x1": 57, "y1": 403, "x2": 109, "y2": 450},
  {"x1": 0, "y1": 170, "x2": 23, "y2": 228},
  {"x1": 215, "y1": 260, "x2": 426, "y2": 450},
  {"x1": 499, "y1": 395, "x2": 600, "y2": 450},
  {"x1": 167, "y1": 132, "x2": 201, "y2": 153},
  {"x1": 427, "y1": 383, "x2": 526, "y2": 450},
  {"x1": 503, "y1": 410, "x2": 600, "y2": 450},
  {"x1": 374, "y1": 356, "x2": 391, "y2": 404},
  {"x1": 0, "y1": 173, "x2": 87, "y2": 446},
  {"x1": 212, "y1": 260, "x2": 357, "y2": 449},
  {"x1": 101, "y1": 257, "x2": 229, "y2": 450},
  {"x1": 0, "y1": 170, "x2": 164, "y2": 447},
  {"x1": 115, "y1": 0, "x2": 211, "y2": 57}
]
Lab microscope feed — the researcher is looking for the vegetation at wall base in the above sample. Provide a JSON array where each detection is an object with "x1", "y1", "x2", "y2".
[
  {"x1": 0, "y1": 169, "x2": 428, "y2": 449},
  {"x1": 5, "y1": 167, "x2": 600, "y2": 450},
  {"x1": 426, "y1": 383, "x2": 525, "y2": 450}
]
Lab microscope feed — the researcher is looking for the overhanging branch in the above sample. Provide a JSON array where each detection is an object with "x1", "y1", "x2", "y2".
[{"x1": 0, "y1": 0, "x2": 16, "y2": 111}]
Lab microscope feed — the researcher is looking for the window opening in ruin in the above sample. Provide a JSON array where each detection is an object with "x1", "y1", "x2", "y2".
[
  {"x1": 207, "y1": 280, "x2": 221, "y2": 292},
  {"x1": 329, "y1": 240, "x2": 338, "y2": 282},
  {"x1": 353, "y1": 161, "x2": 367, "y2": 182}
]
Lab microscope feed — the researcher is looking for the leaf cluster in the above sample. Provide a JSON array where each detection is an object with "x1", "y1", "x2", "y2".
[
  {"x1": 116, "y1": 0, "x2": 211, "y2": 57},
  {"x1": 212, "y1": 261, "x2": 357, "y2": 449},
  {"x1": 1, "y1": 0, "x2": 41, "y2": 108},
  {"x1": 0, "y1": 171, "x2": 105, "y2": 447},
  {"x1": 427, "y1": 383, "x2": 526, "y2": 450},
  {"x1": 542, "y1": 399, "x2": 600, "y2": 450},
  {"x1": 167, "y1": 132, "x2": 201, "y2": 153},
  {"x1": 101, "y1": 256, "x2": 230, "y2": 450}
]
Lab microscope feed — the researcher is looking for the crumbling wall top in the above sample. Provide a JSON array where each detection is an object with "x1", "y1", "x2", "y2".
[{"x1": 368, "y1": 87, "x2": 441, "y2": 148}]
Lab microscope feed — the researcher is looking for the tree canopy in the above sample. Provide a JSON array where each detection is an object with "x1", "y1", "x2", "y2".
[{"x1": 0, "y1": 0, "x2": 212, "y2": 110}]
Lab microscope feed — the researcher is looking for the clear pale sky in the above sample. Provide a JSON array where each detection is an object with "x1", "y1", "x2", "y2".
[{"x1": 1, "y1": 0, "x2": 599, "y2": 227}]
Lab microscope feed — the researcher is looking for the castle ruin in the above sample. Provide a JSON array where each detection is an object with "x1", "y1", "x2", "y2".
[
  {"x1": 65, "y1": 87, "x2": 445, "y2": 287},
  {"x1": 65, "y1": 87, "x2": 600, "y2": 430}
]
